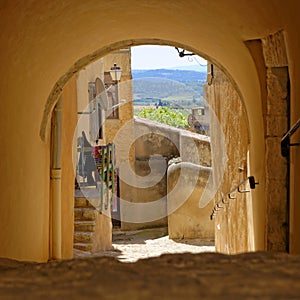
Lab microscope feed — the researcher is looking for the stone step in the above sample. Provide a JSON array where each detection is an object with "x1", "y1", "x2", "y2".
[
  {"x1": 74, "y1": 220, "x2": 96, "y2": 232},
  {"x1": 74, "y1": 207, "x2": 98, "y2": 221},
  {"x1": 74, "y1": 231, "x2": 94, "y2": 244},
  {"x1": 74, "y1": 197, "x2": 95, "y2": 208},
  {"x1": 73, "y1": 242, "x2": 93, "y2": 252}
]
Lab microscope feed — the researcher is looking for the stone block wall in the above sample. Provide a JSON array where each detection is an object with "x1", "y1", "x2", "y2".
[
  {"x1": 261, "y1": 31, "x2": 289, "y2": 251},
  {"x1": 207, "y1": 31, "x2": 290, "y2": 253},
  {"x1": 206, "y1": 65, "x2": 251, "y2": 253},
  {"x1": 74, "y1": 196, "x2": 112, "y2": 252}
]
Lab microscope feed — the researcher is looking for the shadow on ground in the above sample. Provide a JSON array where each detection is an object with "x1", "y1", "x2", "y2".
[{"x1": 0, "y1": 252, "x2": 300, "y2": 299}]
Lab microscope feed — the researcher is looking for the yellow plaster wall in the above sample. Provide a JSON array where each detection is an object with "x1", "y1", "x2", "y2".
[
  {"x1": 0, "y1": 0, "x2": 299, "y2": 261},
  {"x1": 61, "y1": 76, "x2": 78, "y2": 259}
]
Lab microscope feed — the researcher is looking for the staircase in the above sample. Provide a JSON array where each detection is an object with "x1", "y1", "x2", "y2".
[
  {"x1": 74, "y1": 143, "x2": 117, "y2": 252},
  {"x1": 74, "y1": 197, "x2": 98, "y2": 252}
]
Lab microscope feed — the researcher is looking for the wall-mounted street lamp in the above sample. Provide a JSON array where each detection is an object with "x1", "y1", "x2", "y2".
[
  {"x1": 109, "y1": 63, "x2": 122, "y2": 82},
  {"x1": 78, "y1": 64, "x2": 122, "y2": 115},
  {"x1": 106, "y1": 63, "x2": 122, "y2": 119}
]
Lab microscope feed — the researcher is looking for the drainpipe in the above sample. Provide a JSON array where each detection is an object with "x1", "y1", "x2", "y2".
[{"x1": 50, "y1": 97, "x2": 62, "y2": 259}]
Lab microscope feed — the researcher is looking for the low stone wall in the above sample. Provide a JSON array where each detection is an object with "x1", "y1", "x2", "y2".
[
  {"x1": 180, "y1": 130, "x2": 211, "y2": 166},
  {"x1": 120, "y1": 155, "x2": 169, "y2": 231},
  {"x1": 167, "y1": 162, "x2": 214, "y2": 240},
  {"x1": 134, "y1": 117, "x2": 181, "y2": 159}
]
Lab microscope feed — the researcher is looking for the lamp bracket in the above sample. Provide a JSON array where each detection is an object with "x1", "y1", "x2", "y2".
[{"x1": 175, "y1": 47, "x2": 195, "y2": 57}]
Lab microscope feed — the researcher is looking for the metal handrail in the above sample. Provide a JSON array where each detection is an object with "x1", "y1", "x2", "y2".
[{"x1": 281, "y1": 118, "x2": 300, "y2": 157}]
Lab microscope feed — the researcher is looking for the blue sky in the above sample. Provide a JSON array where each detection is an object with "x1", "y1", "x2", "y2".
[{"x1": 131, "y1": 45, "x2": 207, "y2": 71}]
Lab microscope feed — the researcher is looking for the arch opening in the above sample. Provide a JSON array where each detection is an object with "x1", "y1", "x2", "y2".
[
  {"x1": 52, "y1": 42, "x2": 252, "y2": 260},
  {"x1": 40, "y1": 39, "x2": 248, "y2": 142},
  {"x1": 1, "y1": 0, "x2": 297, "y2": 266}
]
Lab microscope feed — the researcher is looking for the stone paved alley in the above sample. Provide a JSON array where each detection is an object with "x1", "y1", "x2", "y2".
[{"x1": 75, "y1": 227, "x2": 215, "y2": 262}]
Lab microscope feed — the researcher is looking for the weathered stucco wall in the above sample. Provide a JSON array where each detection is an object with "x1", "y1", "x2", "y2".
[
  {"x1": 121, "y1": 117, "x2": 213, "y2": 235},
  {"x1": 120, "y1": 118, "x2": 180, "y2": 230},
  {"x1": 167, "y1": 162, "x2": 214, "y2": 240},
  {"x1": 180, "y1": 131, "x2": 211, "y2": 166},
  {"x1": 206, "y1": 66, "x2": 252, "y2": 254}
]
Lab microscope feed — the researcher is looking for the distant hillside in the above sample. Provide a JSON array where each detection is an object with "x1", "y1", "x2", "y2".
[
  {"x1": 132, "y1": 68, "x2": 206, "y2": 103},
  {"x1": 168, "y1": 64, "x2": 207, "y2": 73},
  {"x1": 133, "y1": 77, "x2": 197, "y2": 99},
  {"x1": 132, "y1": 68, "x2": 206, "y2": 82}
]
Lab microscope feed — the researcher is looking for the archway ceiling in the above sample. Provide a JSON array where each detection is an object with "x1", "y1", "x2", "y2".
[{"x1": 0, "y1": 0, "x2": 292, "y2": 142}]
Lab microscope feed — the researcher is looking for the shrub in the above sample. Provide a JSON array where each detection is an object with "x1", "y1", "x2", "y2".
[{"x1": 137, "y1": 106, "x2": 189, "y2": 128}]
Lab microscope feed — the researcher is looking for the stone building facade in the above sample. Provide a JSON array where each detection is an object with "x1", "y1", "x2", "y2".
[{"x1": 64, "y1": 50, "x2": 133, "y2": 253}]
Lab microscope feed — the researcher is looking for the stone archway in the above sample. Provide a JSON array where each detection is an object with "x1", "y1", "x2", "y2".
[
  {"x1": 3, "y1": 1, "x2": 288, "y2": 261},
  {"x1": 45, "y1": 40, "x2": 257, "y2": 257}
]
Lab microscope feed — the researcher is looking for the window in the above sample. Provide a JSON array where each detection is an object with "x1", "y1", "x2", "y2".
[
  {"x1": 89, "y1": 80, "x2": 103, "y2": 141},
  {"x1": 104, "y1": 72, "x2": 119, "y2": 119}
]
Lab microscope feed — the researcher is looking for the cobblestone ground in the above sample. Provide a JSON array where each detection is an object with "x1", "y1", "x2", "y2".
[
  {"x1": 0, "y1": 230, "x2": 300, "y2": 299},
  {"x1": 112, "y1": 236, "x2": 215, "y2": 262},
  {"x1": 75, "y1": 228, "x2": 215, "y2": 262}
]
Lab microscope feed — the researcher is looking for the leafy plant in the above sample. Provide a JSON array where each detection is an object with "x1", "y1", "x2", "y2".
[{"x1": 137, "y1": 106, "x2": 189, "y2": 128}]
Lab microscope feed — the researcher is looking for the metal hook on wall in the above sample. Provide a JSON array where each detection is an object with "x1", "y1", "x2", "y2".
[
  {"x1": 214, "y1": 205, "x2": 221, "y2": 211},
  {"x1": 237, "y1": 184, "x2": 250, "y2": 193},
  {"x1": 216, "y1": 203, "x2": 223, "y2": 209},
  {"x1": 228, "y1": 192, "x2": 237, "y2": 199},
  {"x1": 210, "y1": 175, "x2": 259, "y2": 221},
  {"x1": 222, "y1": 197, "x2": 229, "y2": 204}
]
